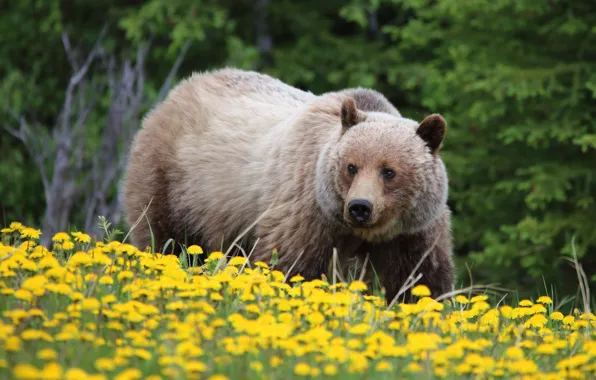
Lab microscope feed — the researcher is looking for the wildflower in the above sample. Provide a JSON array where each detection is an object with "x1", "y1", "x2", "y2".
[
  {"x1": 270, "y1": 356, "x2": 282, "y2": 367},
  {"x1": 41, "y1": 362, "x2": 63, "y2": 380},
  {"x1": 14, "y1": 289, "x2": 33, "y2": 302},
  {"x1": 349, "y1": 323, "x2": 371, "y2": 335},
  {"x1": 117, "y1": 270, "x2": 135, "y2": 281},
  {"x1": 524, "y1": 314, "x2": 548, "y2": 328},
  {"x1": 348, "y1": 280, "x2": 368, "y2": 292},
  {"x1": 81, "y1": 298, "x2": 101, "y2": 312},
  {"x1": 536, "y1": 343, "x2": 556, "y2": 355},
  {"x1": 412, "y1": 284, "x2": 431, "y2": 297},
  {"x1": 375, "y1": 360, "x2": 393, "y2": 372},
  {"x1": 208, "y1": 376, "x2": 230, "y2": 380},
  {"x1": 406, "y1": 362, "x2": 422, "y2": 372},
  {"x1": 323, "y1": 364, "x2": 337, "y2": 376},
  {"x1": 228, "y1": 256, "x2": 247, "y2": 266},
  {"x1": 20, "y1": 227, "x2": 41, "y2": 240},
  {"x1": 71, "y1": 231, "x2": 91, "y2": 243},
  {"x1": 536, "y1": 296, "x2": 553, "y2": 304},
  {"x1": 250, "y1": 362, "x2": 263, "y2": 372},
  {"x1": 52, "y1": 232, "x2": 71, "y2": 242},
  {"x1": 187, "y1": 245, "x2": 204, "y2": 255},
  {"x1": 455, "y1": 295, "x2": 469, "y2": 304},
  {"x1": 470, "y1": 295, "x2": 488, "y2": 303},
  {"x1": 505, "y1": 346, "x2": 524, "y2": 360},
  {"x1": 185, "y1": 361, "x2": 207, "y2": 373},
  {"x1": 294, "y1": 363, "x2": 311, "y2": 376},
  {"x1": 290, "y1": 274, "x2": 305, "y2": 283},
  {"x1": 62, "y1": 241, "x2": 75, "y2": 250},
  {"x1": 206, "y1": 251, "x2": 225, "y2": 261},
  {"x1": 563, "y1": 315, "x2": 575, "y2": 325},
  {"x1": 519, "y1": 299, "x2": 533, "y2": 307},
  {"x1": 13, "y1": 363, "x2": 41, "y2": 379}
]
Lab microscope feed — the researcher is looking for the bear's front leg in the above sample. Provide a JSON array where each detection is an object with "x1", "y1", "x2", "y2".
[{"x1": 362, "y1": 211, "x2": 454, "y2": 304}]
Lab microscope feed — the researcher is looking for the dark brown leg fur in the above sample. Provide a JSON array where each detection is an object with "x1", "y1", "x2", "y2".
[{"x1": 361, "y1": 211, "x2": 454, "y2": 304}]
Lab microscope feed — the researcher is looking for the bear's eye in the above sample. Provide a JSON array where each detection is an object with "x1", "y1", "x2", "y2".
[
  {"x1": 347, "y1": 164, "x2": 357, "y2": 176},
  {"x1": 381, "y1": 168, "x2": 396, "y2": 180}
]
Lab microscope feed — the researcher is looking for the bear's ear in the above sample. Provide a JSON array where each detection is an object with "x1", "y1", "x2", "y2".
[
  {"x1": 416, "y1": 113, "x2": 446, "y2": 154},
  {"x1": 341, "y1": 97, "x2": 366, "y2": 133}
]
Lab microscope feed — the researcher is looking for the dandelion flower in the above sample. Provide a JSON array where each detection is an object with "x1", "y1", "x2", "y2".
[
  {"x1": 504, "y1": 346, "x2": 524, "y2": 360},
  {"x1": 290, "y1": 274, "x2": 305, "y2": 283},
  {"x1": 411, "y1": 284, "x2": 431, "y2": 297},
  {"x1": 519, "y1": 299, "x2": 533, "y2": 307},
  {"x1": 536, "y1": 296, "x2": 553, "y2": 304},
  {"x1": 375, "y1": 360, "x2": 393, "y2": 372},
  {"x1": 228, "y1": 256, "x2": 247, "y2": 266},
  {"x1": 41, "y1": 362, "x2": 63, "y2": 380},
  {"x1": 348, "y1": 280, "x2": 368, "y2": 292},
  {"x1": 207, "y1": 251, "x2": 225, "y2": 261},
  {"x1": 52, "y1": 232, "x2": 71, "y2": 242},
  {"x1": 71, "y1": 231, "x2": 91, "y2": 244},
  {"x1": 20, "y1": 227, "x2": 41, "y2": 239},
  {"x1": 187, "y1": 245, "x2": 204, "y2": 255},
  {"x1": 470, "y1": 295, "x2": 488, "y2": 303},
  {"x1": 13, "y1": 363, "x2": 41, "y2": 380},
  {"x1": 294, "y1": 363, "x2": 311, "y2": 376},
  {"x1": 455, "y1": 295, "x2": 469, "y2": 304}
]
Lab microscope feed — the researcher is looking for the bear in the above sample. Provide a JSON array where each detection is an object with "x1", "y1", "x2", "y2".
[{"x1": 121, "y1": 68, "x2": 454, "y2": 303}]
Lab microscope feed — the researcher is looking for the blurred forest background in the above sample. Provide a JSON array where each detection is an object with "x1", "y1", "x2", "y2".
[{"x1": 1, "y1": 0, "x2": 595, "y2": 299}]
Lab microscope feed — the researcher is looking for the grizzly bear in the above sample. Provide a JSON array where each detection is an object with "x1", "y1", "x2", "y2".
[{"x1": 122, "y1": 68, "x2": 454, "y2": 302}]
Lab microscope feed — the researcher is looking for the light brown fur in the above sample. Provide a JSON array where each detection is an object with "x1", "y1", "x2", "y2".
[{"x1": 122, "y1": 68, "x2": 454, "y2": 302}]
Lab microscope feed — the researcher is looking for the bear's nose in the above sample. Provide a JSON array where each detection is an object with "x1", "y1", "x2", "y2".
[{"x1": 348, "y1": 199, "x2": 373, "y2": 224}]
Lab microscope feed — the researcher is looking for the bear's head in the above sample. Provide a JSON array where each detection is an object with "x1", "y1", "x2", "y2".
[{"x1": 316, "y1": 97, "x2": 449, "y2": 242}]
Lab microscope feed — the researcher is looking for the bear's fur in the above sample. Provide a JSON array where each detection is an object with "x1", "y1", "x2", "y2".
[{"x1": 122, "y1": 68, "x2": 454, "y2": 302}]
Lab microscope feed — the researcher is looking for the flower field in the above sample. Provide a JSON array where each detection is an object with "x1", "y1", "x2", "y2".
[{"x1": 1, "y1": 222, "x2": 595, "y2": 380}]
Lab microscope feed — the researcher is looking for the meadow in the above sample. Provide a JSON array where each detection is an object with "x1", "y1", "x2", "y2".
[{"x1": 1, "y1": 221, "x2": 595, "y2": 380}]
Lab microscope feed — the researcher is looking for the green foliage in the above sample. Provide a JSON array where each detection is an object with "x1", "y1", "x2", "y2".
[{"x1": 1, "y1": 0, "x2": 595, "y2": 297}]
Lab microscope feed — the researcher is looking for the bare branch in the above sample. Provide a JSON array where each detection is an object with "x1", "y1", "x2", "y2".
[{"x1": 156, "y1": 40, "x2": 191, "y2": 104}]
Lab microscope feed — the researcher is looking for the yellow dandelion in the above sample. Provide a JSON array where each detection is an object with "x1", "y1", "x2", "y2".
[
  {"x1": 411, "y1": 284, "x2": 431, "y2": 297},
  {"x1": 41, "y1": 362, "x2": 63, "y2": 380},
  {"x1": 375, "y1": 360, "x2": 393, "y2": 372},
  {"x1": 62, "y1": 241, "x2": 75, "y2": 250},
  {"x1": 14, "y1": 289, "x2": 33, "y2": 302},
  {"x1": 270, "y1": 356, "x2": 283, "y2": 368},
  {"x1": 349, "y1": 323, "x2": 371, "y2": 335},
  {"x1": 455, "y1": 295, "x2": 469, "y2": 304},
  {"x1": 13, "y1": 363, "x2": 41, "y2": 380},
  {"x1": 114, "y1": 368, "x2": 143, "y2": 380},
  {"x1": 71, "y1": 231, "x2": 91, "y2": 244},
  {"x1": 52, "y1": 232, "x2": 71, "y2": 242},
  {"x1": 536, "y1": 296, "x2": 553, "y2": 304},
  {"x1": 208, "y1": 376, "x2": 230, "y2": 380},
  {"x1": 536, "y1": 343, "x2": 556, "y2": 355},
  {"x1": 36, "y1": 347, "x2": 58, "y2": 361},
  {"x1": 207, "y1": 251, "x2": 225, "y2": 261},
  {"x1": 294, "y1": 363, "x2": 311, "y2": 376},
  {"x1": 228, "y1": 256, "x2": 247, "y2": 266},
  {"x1": 470, "y1": 295, "x2": 488, "y2": 303},
  {"x1": 505, "y1": 346, "x2": 524, "y2": 360},
  {"x1": 563, "y1": 315, "x2": 575, "y2": 325},
  {"x1": 249, "y1": 362, "x2": 263, "y2": 372},
  {"x1": 290, "y1": 274, "x2": 305, "y2": 283},
  {"x1": 185, "y1": 361, "x2": 207, "y2": 373},
  {"x1": 20, "y1": 227, "x2": 41, "y2": 240},
  {"x1": 254, "y1": 261, "x2": 269, "y2": 269},
  {"x1": 187, "y1": 245, "x2": 204, "y2": 255},
  {"x1": 519, "y1": 299, "x2": 533, "y2": 307},
  {"x1": 99, "y1": 275, "x2": 114, "y2": 285},
  {"x1": 524, "y1": 314, "x2": 548, "y2": 328},
  {"x1": 348, "y1": 280, "x2": 368, "y2": 292},
  {"x1": 406, "y1": 362, "x2": 422, "y2": 373}
]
